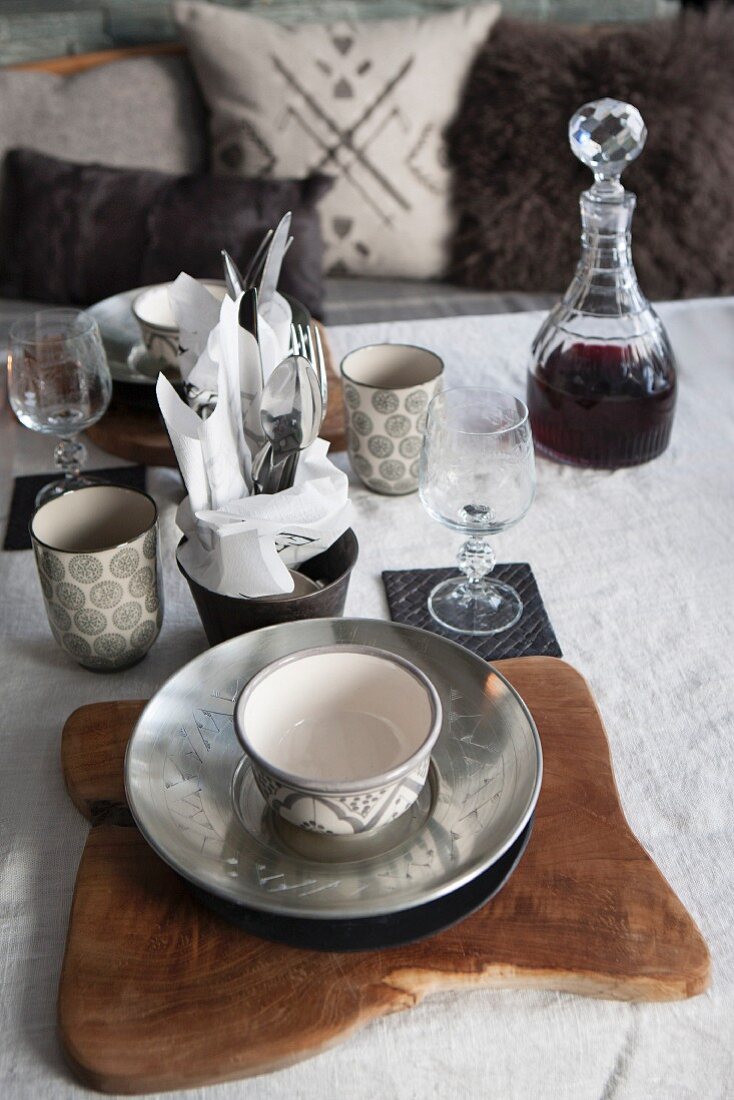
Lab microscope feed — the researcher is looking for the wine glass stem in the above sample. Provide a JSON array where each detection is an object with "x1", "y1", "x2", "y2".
[
  {"x1": 457, "y1": 535, "x2": 496, "y2": 586},
  {"x1": 54, "y1": 436, "x2": 87, "y2": 482}
]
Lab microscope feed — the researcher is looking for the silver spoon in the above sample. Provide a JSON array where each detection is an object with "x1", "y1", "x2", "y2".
[{"x1": 259, "y1": 355, "x2": 322, "y2": 494}]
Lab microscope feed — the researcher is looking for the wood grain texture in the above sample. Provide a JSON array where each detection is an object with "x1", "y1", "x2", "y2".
[
  {"x1": 86, "y1": 403, "x2": 178, "y2": 468},
  {"x1": 6, "y1": 42, "x2": 185, "y2": 75},
  {"x1": 86, "y1": 322, "x2": 345, "y2": 467},
  {"x1": 58, "y1": 657, "x2": 710, "y2": 1094}
]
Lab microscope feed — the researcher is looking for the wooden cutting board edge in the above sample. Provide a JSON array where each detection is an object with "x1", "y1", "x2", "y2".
[{"x1": 56, "y1": 657, "x2": 711, "y2": 1094}]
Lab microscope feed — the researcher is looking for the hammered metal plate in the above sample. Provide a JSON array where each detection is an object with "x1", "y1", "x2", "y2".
[{"x1": 124, "y1": 619, "x2": 542, "y2": 920}]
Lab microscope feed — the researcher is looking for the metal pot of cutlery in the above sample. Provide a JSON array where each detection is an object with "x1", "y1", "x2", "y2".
[
  {"x1": 86, "y1": 215, "x2": 346, "y2": 464},
  {"x1": 154, "y1": 219, "x2": 354, "y2": 634}
]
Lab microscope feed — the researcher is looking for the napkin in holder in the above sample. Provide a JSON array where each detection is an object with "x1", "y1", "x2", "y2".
[{"x1": 158, "y1": 276, "x2": 351, "y2": 600}]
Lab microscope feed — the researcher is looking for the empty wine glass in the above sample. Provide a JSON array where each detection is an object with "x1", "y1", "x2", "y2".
[
  {"x1": 8, "y1": 309, "x2": 112, "y2": 506},
  {"x1": 419, "y1": 387, "x2": 536, "y2": 635}
]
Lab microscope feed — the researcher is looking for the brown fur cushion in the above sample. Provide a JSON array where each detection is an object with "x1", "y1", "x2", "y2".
[{"x1": 447, "y1": 8, "x2": 734, "y2": 299}]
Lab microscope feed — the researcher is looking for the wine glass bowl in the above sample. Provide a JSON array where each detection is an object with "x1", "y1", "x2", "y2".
[
  {"x1": 419, "y1": 387, "x2": 536, "y2": 636},
  {"x1": 8, "y1": 309, "x2": 112, "y2": 506}
]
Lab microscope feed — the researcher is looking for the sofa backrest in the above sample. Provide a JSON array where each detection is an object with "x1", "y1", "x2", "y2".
[{"x1": 0, "y1": 50, "x2": 207, "y2": 175}]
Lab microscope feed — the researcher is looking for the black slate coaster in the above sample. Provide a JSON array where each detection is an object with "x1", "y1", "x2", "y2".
[
  {"x1": 4, "y1": 465, "x2": 147, "y2": 551},
  {"x1": 382, "y1": 563, "x2": 562, "y2": 662}
]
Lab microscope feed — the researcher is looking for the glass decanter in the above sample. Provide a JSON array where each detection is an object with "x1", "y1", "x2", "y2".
[{"x1": 527, "y1": 98, "x2": 677, "y2": 468}]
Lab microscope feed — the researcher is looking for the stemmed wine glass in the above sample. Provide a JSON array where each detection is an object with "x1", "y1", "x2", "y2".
[
  {"x1": 419, "y1": 387, "x2": 536, "y2": 635},
  {"x1": 8, "y1": 309, "x2": 112, "y2": 507}
]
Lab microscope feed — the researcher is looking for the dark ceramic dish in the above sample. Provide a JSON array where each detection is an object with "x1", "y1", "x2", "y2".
[
  {"x1": 190, "y1": 815, "x2": 534, "y2": 952},
  {"x1": 177, "y1": 527, "x2": 359, "y2": 646}
]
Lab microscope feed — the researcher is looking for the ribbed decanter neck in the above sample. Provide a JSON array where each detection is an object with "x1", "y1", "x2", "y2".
[{"x1": 561, "y1": 186, "x2": 648, "y2": 317}]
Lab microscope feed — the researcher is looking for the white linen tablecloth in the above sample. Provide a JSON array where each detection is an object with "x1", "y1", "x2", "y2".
[{"x1": 1, "y1": 299, "x2": 733, "y2": 1100}]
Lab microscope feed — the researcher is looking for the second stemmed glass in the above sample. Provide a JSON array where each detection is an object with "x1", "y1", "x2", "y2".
[
  {"x1": 419, "y1": 387, "x2": 536, "y2": 636},
  {"x1": 8, "y1": 309, "x2": 112, "y2": 507}
]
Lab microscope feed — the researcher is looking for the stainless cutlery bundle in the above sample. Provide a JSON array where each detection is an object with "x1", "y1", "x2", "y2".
[{"x1": 219, "y1": 215, "x2": 329, "y2": 495}]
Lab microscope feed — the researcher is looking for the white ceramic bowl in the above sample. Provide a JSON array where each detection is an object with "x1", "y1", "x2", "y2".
[
  {"x1": 131, "y1": 280, "x2": 227, "y2": 367},
  {"x1": 234, "y1": 644, "x2": 442, "y2": 835}
]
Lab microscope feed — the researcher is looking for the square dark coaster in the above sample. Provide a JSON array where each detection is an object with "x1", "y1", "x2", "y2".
[
  {"x1": 382, "y1": 563, "x2": 562, "y2": 662},
  {"x1": 4, "y1": 466, "x2": 147, "y2": 551}
]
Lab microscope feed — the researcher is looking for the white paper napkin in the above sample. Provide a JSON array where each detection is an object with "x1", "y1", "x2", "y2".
[
  {"x1": 176, "y1": 439, "x2": 351, "y2": 597},
  {"x1": 157, "y1": 274, "x2": 351, "y2": 598}
]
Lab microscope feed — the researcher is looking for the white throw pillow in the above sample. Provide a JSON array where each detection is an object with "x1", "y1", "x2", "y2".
[{"x1": 175, "y1": 1, "x2": 500, "y2": 279}]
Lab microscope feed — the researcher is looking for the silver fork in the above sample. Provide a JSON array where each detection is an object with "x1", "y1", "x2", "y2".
[{"x1": 291, "y1": 322, "x2": 328, "y2": 422}]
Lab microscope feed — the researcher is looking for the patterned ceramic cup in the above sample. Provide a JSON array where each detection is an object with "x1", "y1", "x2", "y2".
[
  {"x1": 234, "y1": 645, "x2": 442, "y2": 836},
  {"x1": 340, "y1": 343, "x2": 444, "y2": 495},
  {"x1": 30, "y1": 485, "x2": 163, "y2": 671}
]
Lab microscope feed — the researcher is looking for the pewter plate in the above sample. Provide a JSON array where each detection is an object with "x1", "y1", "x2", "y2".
[{"x1": 124, "y1": 618, "x2": 542, "y2": 920}]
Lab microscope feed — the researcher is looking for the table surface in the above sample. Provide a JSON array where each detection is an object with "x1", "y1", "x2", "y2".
[{"x1": 1, "y1": 299, "x2": 733, "y2": 1100}]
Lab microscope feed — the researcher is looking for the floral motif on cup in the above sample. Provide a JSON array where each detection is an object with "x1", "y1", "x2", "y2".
[
  {"x1": 351, "y1": 411, "x2": 373, "y2": 437},
  {"x1": 48, "y1": 604, "x2": 72, "y2": 631},
  {"x1": 41, "y1": 551, "x2": 65, "y2": 582},
  {"x1": 368, "y1": 435, "x2": 394, "y2": 459},
  {"x1": 110, "y1": 546, "x2": 140, "y2": 579},
  {"x1": 129, "y1": 567, "x2": 154, "y2": 598},
  {"x1": 416, "y1": 412, "x2": 428, "y2": 433},
  {"x1": 371, "y1": 390, "x2": 399, "y2": 414},
  {"x1": 399, "y1": 436, "x2": 422, "y2": 459},
  {"x1": 142, "y1": 527, "x2": 157, "y2": 560},
  {"x1": 39, "y1": 574, "x2": 53, "y2": 600},
  {"x1": 90, "y1": 580, "x2": 123, "y2": 609},
  {"x1": 131, "y1": 619, "x2": 156, "y2": 651},
  {"x1": 346, "y1": 428, "x2": 361, "y2": 455},
  {"x1": 68, "y1": 554, "x2": 103, "y2": 584},
  {"x1": 385, "y1": 414, "x2": 411, "y2": 438},
  {"x1": 343, "y1": 383, "x2": 361, "y2": 410},
  {"x1": 145, "y1": 592, "x2": 159, "y2": 614},
  {"x1": 405, "y1": 389, "x2": 429, "y2": 414},
  {"x1": 379, "y1": 459, "x2": 406, "y2": 482},
  {"x1": 93, "y1": 633, "x2": 127, "y2": 658},
  {"x1": 56, "y1": 582, "x2": 85, "y2": 611},
  {"x1": 113, "y1": 601, "x2": 142, "y2": 630},
  {"x1": 410, "y1": 459, "x2": 421, "y2": 479},
  {"x1": 75, "y1": 608, "x2": 107, "y2": 635},
  {"x1": 351, "y1": 454, "x2": 373, "y2": 479},
  {"x1": 62, "y1": 633, "x2": 92, "y2": 659}
]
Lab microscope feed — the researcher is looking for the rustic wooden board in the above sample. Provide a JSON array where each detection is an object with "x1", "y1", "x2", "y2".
[
  {"x1": 58, "y1": 658, "x2": 710, "y2": 1095},
  {"x1": 86, "y1": 322, "x2": 346, "y2": 467}
]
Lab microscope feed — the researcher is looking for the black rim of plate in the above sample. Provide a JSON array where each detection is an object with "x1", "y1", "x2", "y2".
[{"x1": 188, "y1": 814, "x2": 534, "y2": 952}]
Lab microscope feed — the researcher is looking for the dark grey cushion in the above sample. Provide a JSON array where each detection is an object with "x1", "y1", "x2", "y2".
[
  {"x1": 3, "y1": 148, "x2": 330, "y2": 318},
  {"x1": 0, "y1": 56, "x2": 207, "y2": 175}
]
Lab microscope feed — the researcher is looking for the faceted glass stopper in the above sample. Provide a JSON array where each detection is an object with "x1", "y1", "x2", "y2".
[{"x1": 569, "y1": 98, "x2": 647, "y2": 181}]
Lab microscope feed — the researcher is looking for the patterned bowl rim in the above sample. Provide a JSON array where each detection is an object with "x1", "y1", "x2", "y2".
[
  {"x1": 233, "y1": 643, "x2": 442, "y2": 794},
  {"x1": 29, "y1": 484, "x2": 158, "y2": 555},
  {"x1": 131, "y1": 279, "x2": 227, "y2": 334},
  {"x1": 339, "y1": 342, "x2": 444, "y2": 389}
]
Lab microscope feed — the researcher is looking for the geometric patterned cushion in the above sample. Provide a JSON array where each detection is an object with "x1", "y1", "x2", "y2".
[{"x1": 174, "y1": 0, "x2": 500, "y2": 279}]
